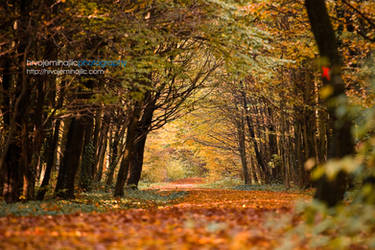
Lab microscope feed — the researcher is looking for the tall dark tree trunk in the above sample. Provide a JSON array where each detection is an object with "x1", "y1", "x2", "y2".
[
  {"x1": 240, "y1": 85, "x2": 267, "y2": 183},
  {"x1": 25, "y1": 55, "x2": 54, "y2": 200},
  {"x1": 113, "y1": 155, "x2": 130, "y2": 196},
  {"x1": 2, "y1": 63, "x2": 31, "y2": 203},
  {"x1": 37, "y1": 81, "x2": 64, "y2": 200},
  {"x1": 126, "y1": 93, "x2": 155, "y2": 189},
  {"x1": 95, "y1": 119, "x2": 109, "y2": 183},
  {"x1": 236, "y1": 113, "x2": 250, "y2": 185},
  {"x1": 37, "y1": 119, "x2": 61, "y2": 200},
  {"x1": 114, "y1": 90, "x2": 155, "y2": 196},
  {"x1": 0, "y1": 56, "x2": 13, "y2": 199},
  {"x1": 105, "y1": 123, "x2": 125, "y2": 191},
  {"x1": 91, "y1": 110, "x2": 102, "y2": 180},
  {"x1": 114, "y1": 114, "x2": 138, "y2": 196},
  {"x1": 305, "y1": 0, "x2": 355, "y2": 206},
  {"x1": 54, "y1": 76, "x2": 95, "y2": 199},
  {"x1": 126, "y1": 133, "x2": 148, "y2": 188},
  {"x1": 1, "y1": 0, "x2": 33, "y2": 203},
  {"x1": 54, "y1": 117, "x2": 86, "y2": 199},
  {"x1": 3, "y1": 145, "x2": 24, "y2": 203},
  {"x1": 79, "y1": 116, "x2": 95, "y2": 191},
  {"x1": 36, "y1": 4, "x2": 61, "y2": 198},
  {"x1": 114, "y1": 121, "x2": 137, "y2": 197}
]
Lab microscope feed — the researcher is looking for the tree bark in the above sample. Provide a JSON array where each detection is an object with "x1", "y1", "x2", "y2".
[
  {"x1": 79, "y1": 116, "x2": 95, "y2": 191},
  {"x1": 54, "y1": 117, "x2": 86, "y2": 199},
  {"x1": 236, "y1": 113, "x2": 250, "y2": 185},
  {"x1": 240, "y1": 85, "x2": 267, "y2": 183},
  {"x1": 95, "y1": 120, "x2": 109, "y2": 183},
  {"x1": 114, "y1": 89, "x2": 155, "y2": 195},
  {"x1": 114, "y1": 114, "x2": 138, "y2": 196},
  {"x1": 305, "y1": 0, "x2": 355, "y2": 206},
  {"x1": 1, "y1": 0, "x2": 33, "y2": 203},
  {"x1": 36, "y1": 119, "x2": 61, "y2": 200},
  {"x1": 105, "y1": 123, "x2": 125, "y2": 191},
  {"x1": 91, "y1": 110, "x2": 102, "y2": 179},
  {"x1": 36, "y1": 80, "x2": 64, "y2": 200}
]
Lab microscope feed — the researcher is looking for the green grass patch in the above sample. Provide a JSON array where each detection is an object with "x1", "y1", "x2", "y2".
[
  {"x1": 231, "y1": 184, "x2": 307, "y2": 193},
  {"x1": 0, "y1": 190, "x2": 188, "y2": 217},
  {"x1": 197, "y1": 177, "x2": 243, "y2": 188},
  {"x1": 197, "y1": 177, "x2": 313, "y2": 194},
  {"x1": 138, "y1": 182, "x2": 170, "y2": 189}
]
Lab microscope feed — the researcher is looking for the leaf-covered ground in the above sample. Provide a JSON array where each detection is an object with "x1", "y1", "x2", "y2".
[{"x1": 0, "y1": 181, "x2": 310, "y2": 249}]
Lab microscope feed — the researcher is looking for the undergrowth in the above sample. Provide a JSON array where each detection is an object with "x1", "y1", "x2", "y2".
[
  {"x1": 0, "y1": 190, "x2": 188, "y2": 217},
  {"x1": 197, "y1": 177, "x2": 311, "y2": 194}
]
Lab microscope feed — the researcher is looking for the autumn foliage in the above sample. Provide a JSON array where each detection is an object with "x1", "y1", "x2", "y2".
[
  {"x1": 0, "y1": 184, "x2": 309, "y2": 249},
  {"x1": 1, "y1": 0, "x2": 375, "y2": 249}
]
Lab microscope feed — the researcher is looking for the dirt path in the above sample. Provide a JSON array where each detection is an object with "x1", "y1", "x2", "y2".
[
  {"x1": 151, "y1": 177, "x2": 207, "y2": 190},
  {"x1": 0, "y1": 183, "x2": 309, "y2": 249}
]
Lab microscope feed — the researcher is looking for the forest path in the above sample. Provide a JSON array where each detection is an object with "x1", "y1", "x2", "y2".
[
  {"x1": 150, "y1": 177, "x2": 207, "y2": 190},
  {"x1": 0, "y1": 184, "x2": 309, "y2": 249}
]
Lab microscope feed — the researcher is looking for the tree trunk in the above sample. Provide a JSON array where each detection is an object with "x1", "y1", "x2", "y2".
[
  {"x1": 114, "y1": 116, "x2": 138, "y2": 196},
  {"x1": 37, "y1": 119, "x2": 61, "y2": 200},
  {"x1": 91, "y1": 110, "x2": 102, "y2": 179},
  {"x1": 305, "y1": 0, "x2": 355, "y2": 206},
  {"x1": 114, "y1": 89, "x2": 155, "y2": 195},
  {"x1": 240, "y1": 87, "x2": 267, "y2": 183},
  {"x1": 126, "y1": 133, "x2": 148, "y2": 188},
  {"x1": 36, "y1": 80, "x2": 64, "y2": 200},
  {"x1": 79, "y1": 116, "x2": 95, "y2": 191},
  {"x1": 95, "y1": 121, "x2": 109, "y2": 183},
  {"x1": 236, "y1": 113, "x2": 250, "y2": 185},
  {"x1": 1, "y1": 1, "x2": 33, "y2": 203},
  {"x1": 266, "y1": 106, "x2": 280, "y2": 182},
  {"x1": 105, "y1": 123, "x2": 125, "y2": 191},
  {"x1": 54, "y1": 117, "x2": 86, "y2": 199},
  {"x1": 126, "y1": 91, "x2": 156, "y2": 189}
]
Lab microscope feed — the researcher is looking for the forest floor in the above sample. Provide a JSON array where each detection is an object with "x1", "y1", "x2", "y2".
[{"x1": 0, "y1": 179, "x2": 310, "y2": 249}]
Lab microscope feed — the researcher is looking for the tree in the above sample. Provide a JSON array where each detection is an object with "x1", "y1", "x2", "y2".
[
  {"x1": 0, "y1": 0, "x2": 62, "y2": 202},
  {"x1": 305, "y1": 0, "x2": 355, "y2": 206}
]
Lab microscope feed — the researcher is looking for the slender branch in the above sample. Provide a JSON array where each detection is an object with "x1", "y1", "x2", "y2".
[{"x1": 341, "y1": 0, "x2": 375, "y2": 29}]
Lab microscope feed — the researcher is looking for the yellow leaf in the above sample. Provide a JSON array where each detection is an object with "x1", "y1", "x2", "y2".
[{"x1": 320, "y1": 85, "x2": 333, "y2": 99}]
